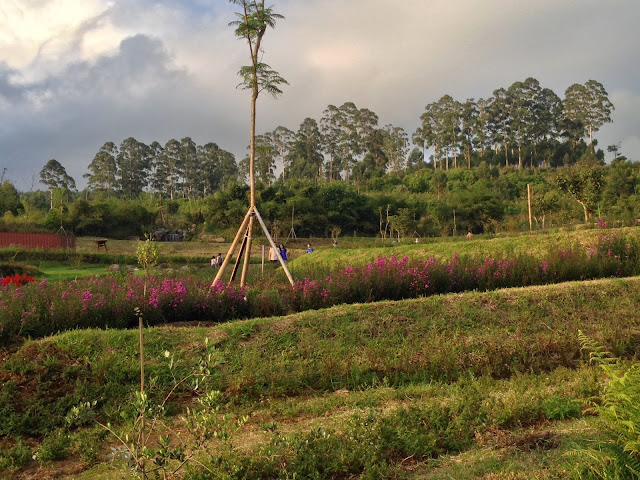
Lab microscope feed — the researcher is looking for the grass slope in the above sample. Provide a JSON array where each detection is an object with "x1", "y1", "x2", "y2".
[
  {"x1": 2, "y1": 276, "x2": 640, "y2": 478},
  {"x1": 289, "y1": 226, "x2": 640, "y2": 271}
]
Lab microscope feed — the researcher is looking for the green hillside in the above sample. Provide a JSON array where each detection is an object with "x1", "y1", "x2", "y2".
[{"x1": 1, "y1": 276, "x2": 639, "y2": 478}]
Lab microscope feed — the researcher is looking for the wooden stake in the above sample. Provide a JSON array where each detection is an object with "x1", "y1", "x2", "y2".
[{"x1": 527, "y1": 183, "x2": 533, "y2": 231}]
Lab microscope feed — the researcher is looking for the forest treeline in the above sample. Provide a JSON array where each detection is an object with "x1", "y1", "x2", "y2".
[
  {"x1": 1, "y1": 152, "x2": 638, "y2": 239},
  {"x1": 0, "y1": 77, "x2": 634, "y2": 239}
]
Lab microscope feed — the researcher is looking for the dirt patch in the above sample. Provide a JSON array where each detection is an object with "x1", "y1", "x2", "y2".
[
  {"x1": 10, "y1": 459, "x2": 89, "y2": 480},
  {"x1": 476, "y1": 426, "x2": 558, "y2": 451}
]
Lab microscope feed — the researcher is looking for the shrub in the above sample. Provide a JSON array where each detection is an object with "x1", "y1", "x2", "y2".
[{"x1": 36, "y1": 429, "x2": 72, "y2": 462}]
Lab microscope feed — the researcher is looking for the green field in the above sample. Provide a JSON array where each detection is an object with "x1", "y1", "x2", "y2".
[{"x1": 1, "y1": 229, "x2": 640, "y2": 479}]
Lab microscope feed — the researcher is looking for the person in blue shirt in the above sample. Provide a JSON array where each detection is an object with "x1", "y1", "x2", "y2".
[
  {"x1": 278, "y1": 243, "x2": 288, "y2": 261},
  {"x1": 306, "y1": 243, "x2": 314, "y2": 253}
]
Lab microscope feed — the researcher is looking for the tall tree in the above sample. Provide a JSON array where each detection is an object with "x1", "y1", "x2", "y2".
[
  {"x1": 226, "y1": 0, "x2": 290, "y2": 288},
  {"x1": 40, "y1": 159, "x2": 76, "y2": 208},
  {"x1": 230, "y1": 0, "x2": 288, "y2": 209},
  {"x1": 153, "y1": 139, "x2": 182, "y2": 200},
  {"x1": 286, "y1": 117, "x2": 324, "y2": 181},
  {"x1": 270, "y1": 126, "x2": 294, "y2": 181},
  {"x1": 381, "y1": 124, "x2": 408, "y2": 174},
  {"x1": 320, "y1": 105, "x2": 343, "y2": 181},
  {"x1": 179, "y1": 137, "x2": 198, "y2": 199},
  {"x1": 196, "y1": 142, "x2": 237, "y2": 196},
  {"x1": 563, "y1": 80, "x2": 614, "y2": 149},
  {"x1": 85, "y1": 142, "x2": 118, "y2": 194},
  {"x1": 239, "y1": 134, "x2": 277, "y2": 184},
  {"x1": 117, "y1": 137, "x2": 150, "y2": 199},
  {"x1": 487, "y1": 88, "x2": 512, "y2": 167},
  {"x1": 459, "y1": 99, "x2": 479, "y2": 168}
]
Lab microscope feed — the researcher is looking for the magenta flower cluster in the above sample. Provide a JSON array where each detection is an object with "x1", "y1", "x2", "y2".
[
  {"x1": 1, "y1": 231, "x2": 639, "y2": 344},
  {"x1": 0, "y1": 274, "x2": 247, "y2": 342}
]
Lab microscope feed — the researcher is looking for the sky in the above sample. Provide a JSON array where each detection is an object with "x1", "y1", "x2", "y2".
[{"x1": 0, "y1": 0, "x2": 639, "y2": 191}]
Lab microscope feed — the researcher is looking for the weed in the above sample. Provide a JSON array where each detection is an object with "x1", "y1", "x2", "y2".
[{"x1": 0, "y1": 440, "x2": 32, "y2": 471}]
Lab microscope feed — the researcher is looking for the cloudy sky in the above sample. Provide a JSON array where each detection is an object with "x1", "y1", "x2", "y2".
[{"x1": 0, "y1": 0, "x2": 638, "y2": 190}]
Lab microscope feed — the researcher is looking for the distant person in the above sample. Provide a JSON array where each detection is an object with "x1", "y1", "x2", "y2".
[
  {"x1": 414, "y1": 238, "x2": 419, "y2": 244},
  {"x1": 211, "y1": 255, "x2": 216, "y2": 267},
  {"x1": 306, "y1": 243, "x2": 314, "y2": 253},
  {"x1": 268, "y1": 245, "x2": 278, "y2": 263},
  {"x1": 466, "y1": 231, "x2": 473, "y2": 240},
  {"x1": 278, "y1": 243, "x2": 288, "y2": 261},
  {"x1": 216, "y1": 253, "x2": 223, "y2": 267}
]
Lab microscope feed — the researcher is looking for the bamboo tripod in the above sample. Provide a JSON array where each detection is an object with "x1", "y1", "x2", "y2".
[{"x1": 211, "y1": 206, "x2": 294, "y2": 288}]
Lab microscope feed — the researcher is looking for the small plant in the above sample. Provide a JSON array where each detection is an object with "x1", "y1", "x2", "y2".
[
  {"x1": 35, "y1": 428, "x2": 72, "y2": 462},
  {"x1": 136, "y1": 235, "x2": 159, "y2": 277},
  {"x1": 67, "y1": 339, "x2": 248, "y2": 479},
  {"x1": 0, "y1": 441, "x2": 32, "y2": 471},
  {"x1": 568, "y1": 331, "x2": 640, "y2": 479}
]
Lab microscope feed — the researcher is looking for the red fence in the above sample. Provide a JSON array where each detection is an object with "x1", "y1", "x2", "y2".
[{"x1": 0, "y1": 232, "x2": 76, "y2": 250}]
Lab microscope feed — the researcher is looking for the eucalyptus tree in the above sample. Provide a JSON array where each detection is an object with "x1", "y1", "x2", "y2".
[
  {"x1": 418, "y1": 95, "x2": 460, "y2": 170},
  {"x1": 320, "y1": 104, "x2": 343, "y2": 181},
  {"x1": 405, "y1": 147, "x2": 426, "y2": 172},
  {"x1": 179, "y1": 137, "x2": 198, "y2": 198},
  {"x1": 147, "y1": 141, "x2": 164, "y2": 197},
  {"x1": 459, "y1": 99, "x2": 479, "y2": 168},
  {"x1": 438, "y1": 95, "x2": 462, "y2": 169},
  {"x1": 473, "y1": 98, "x2": 491, "y2": 158},
  {"x1": 411, "y1": 125, "x2": 429, "y2": 167},
  {"x1": 85, "y1": 141, "x2": 118, "y2": 195},
  {"x1": 563, "y1": 80, "x2": 614, "y2": 150},
  {"x1": 286, "y1": 117, "x2": 324, "y2": 181},
  {"x1": 337, "y1": 101, "x2": 362, "y2": 179},
  {"x1": 154, "y1": 139, "x2": 182, "y2": 200},
  {"x1": 196, "y1": 142, "x2": 238, "y2": 196},
  {"x1": 530, "y1": 85, "x2": 561, "y2": 167},
  {"x1": 381, "y1": 124, "x2": 409, "y2": 174},
  {"x1": 40, "y1": 159, "x2": 76, "y2": 208},
  {"x1": 487, "y1": 88, "x2": 512, "y2": 166},
  {"x1": 239, "y1": 134, "x2": 277, "y2": 184},
  {"x1": 507, "y1": 79, "x2": 535, "y2": 169},
  {"x1": 117, "y1": 137, "x2": 150, "y2": 199},
  {"x1": 358, "y1": 107, "x2": 382, "y2": 172},
  {"x1": 270, "y1": 125, "x2": 294, "y2": 180}
]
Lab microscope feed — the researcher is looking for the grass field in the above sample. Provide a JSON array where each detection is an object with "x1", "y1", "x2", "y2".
[{"x1": 2, "y1": 227, "x2": 640, "y2": 478}]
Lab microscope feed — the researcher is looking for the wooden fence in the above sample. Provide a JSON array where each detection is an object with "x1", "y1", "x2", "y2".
[{"x1": 0, "y1": 232, "x2": 76, "y2": 250}]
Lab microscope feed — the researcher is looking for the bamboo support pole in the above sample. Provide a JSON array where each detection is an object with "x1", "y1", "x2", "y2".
[
  {"x1": 240, "y1": 216, "x2": 254, "y2": 287},
  {"x1": 212, "y1": 209, "x2": 252, "y2": 286},
  {"x1": 253, "y1": 207, "x2": 295, "y2": 286},
  {"x1": 230, "y1": 224, "x2": 250, "y2": 282}
]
